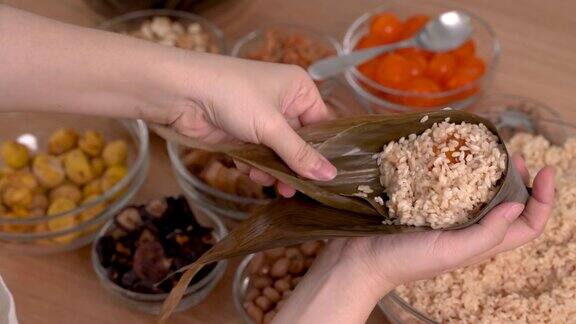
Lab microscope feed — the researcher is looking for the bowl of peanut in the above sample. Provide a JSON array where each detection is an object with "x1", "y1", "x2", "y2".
[
  {"x1": 100, "y1": 9, "x2": 225, "y2": 53},
  {"x1": 233, "y1": 241, "x2": 326, "y2": 324},
  {"x1": 0, "y1": 112, "x2": 149, "y2": 254}
]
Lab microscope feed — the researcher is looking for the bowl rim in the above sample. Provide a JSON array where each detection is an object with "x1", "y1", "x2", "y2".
[
  {"x1": 0, "y1": 118, "x2": 149, "y2": 227},
  {"x1": 342, "y1": 1, "x2": 500, "y2": 99},
  {"x1": 98, "y1": 8, "x2": 226, "y2": 53},
  {"x1": 91, "y1": 199, "x2": 229, "y2": 301},
  {"x1": 232, "y1": 254, "x2": 256, "y2": 324},
  {"x1": 230, "y1": 22, "x2": 343, "y2": 59}
]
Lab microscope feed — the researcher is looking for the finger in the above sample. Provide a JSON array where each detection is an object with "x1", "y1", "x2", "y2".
[
  {"x1": 261, "y1": 118, "x2": 336, "y2": 181},
  {"x1": 249, "y1": 168, "x2": 275, "y2": 186},
  {"x1": 233, "y1": 159, "x2": 251, "y2": 174},
  {"x1": 464, "y1": 166, "x2": 555, "y2": 266},
  {"x1": 277, "y1": 181, "x2": 296, "y2": 198},
  {"x1": 299, "y1": 86, "x2": 330, "y2": 125},
  {"x1": 286, "y1": 117, "x2": 302, "y2": 130},
  {"x1": 433, "y1": 202, "x2": 524, "y2": 268},
  {"x1": 282, "y1": 75, "x2": 330, "y2": 125},
  {"x1": 519, "y1": 166, "x2": 555, "y2": 230},
  {"x1": 512, "y1": 154, "x2": 530, "y2": 185}
]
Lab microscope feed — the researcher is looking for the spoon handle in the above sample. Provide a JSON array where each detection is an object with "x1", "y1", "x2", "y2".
[{"x1": 308, "y1": 39, "x2": 415, "y2": 81}]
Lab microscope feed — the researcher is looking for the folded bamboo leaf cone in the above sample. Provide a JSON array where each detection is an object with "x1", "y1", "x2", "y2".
[{"x1": 151, "y1": 110, "x2": 530, "y2": 323}]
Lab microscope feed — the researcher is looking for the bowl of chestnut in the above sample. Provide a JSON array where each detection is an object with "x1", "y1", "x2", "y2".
[{"x1": 91, "y1": 195, "x2": 228, "y2": 314}]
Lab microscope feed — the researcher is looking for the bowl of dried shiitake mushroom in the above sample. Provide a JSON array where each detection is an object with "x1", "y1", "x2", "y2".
[
  {"x1": 0, "y1": 112, "x2": 149, "y2": 254},
  {"x1": 99, "y1": 9, "x2": 225, "y2": 53},
  {"x1": 92, "y1": 195, "x2": 228, "y2": 314}
]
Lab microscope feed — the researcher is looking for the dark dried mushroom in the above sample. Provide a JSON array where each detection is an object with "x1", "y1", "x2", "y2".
[
  {"x1": 145, "y1": 198, "x2": 167, "y2": 218},
  {"x1": 96, "y1": 195, "x2": 215, "y2": 294},
  {"x1": 116, "y1": 207, "x2": 142, "y2": 231},
  {"x1": 138, "y1": 228, "x2": 157, "y2": 246},
  {"x1": 133, "y1": 241, "x2": 172, "y2": 283}
]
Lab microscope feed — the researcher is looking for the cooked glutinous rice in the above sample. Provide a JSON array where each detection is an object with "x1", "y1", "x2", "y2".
[
  {"x1": 397, "y1": 133, "x2": 576, "y2": 323},
  {"x1": 378, "y1": 121, "x2": 506, "y2": 229}
]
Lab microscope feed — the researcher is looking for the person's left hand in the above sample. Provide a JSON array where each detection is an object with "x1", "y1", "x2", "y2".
[{"x1": 326, "y1": 155, "x2": 555, "y2": 293}]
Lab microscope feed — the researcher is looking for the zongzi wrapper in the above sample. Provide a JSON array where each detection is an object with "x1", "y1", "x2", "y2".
[
  {"x1": 376, "y1": 119, "x2": 507, "y2": 229},
  {"x1": 151, "y1": 110, "x2": 530, "y2": 323}
]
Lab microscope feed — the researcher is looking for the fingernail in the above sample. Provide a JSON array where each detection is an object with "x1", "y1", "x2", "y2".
[
  {"x1": 312, "y1": 160, "x2": 337, "y2": 180},
  {"x1": 503, "y1": 203, "x2": 524, "y2": 222}
]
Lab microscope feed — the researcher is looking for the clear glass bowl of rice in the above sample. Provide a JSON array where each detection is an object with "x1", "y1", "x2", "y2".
[{"x1": 379, "y1": 94, "x2": 567, "y2": 323}]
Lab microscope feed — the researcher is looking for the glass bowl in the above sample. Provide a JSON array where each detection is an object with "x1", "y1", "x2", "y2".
[
  {"x1": 91, "y1": 201, "x2": 228, "y2": 315},
  {"x1": 230, "y1": 23, "x2": 342, "y2": 68},
  {"x1": 232, "y1": 254, "x2": 255, "y2": 324},
  {"x1": 99, "y1": 9, "x2": 225, "y2": 53},
  {"x1": 0, "y1": 113, "x2": 149, "y2": 254},
  {"x1": 378, "y1": 94, "x2": 567, "y2": 323},
  {"x1": 343, "y1": 0, "x2": 500, "y2": 113},
  {"x1": 168, "y1": 79, "x2": 368, "y2": 220}
]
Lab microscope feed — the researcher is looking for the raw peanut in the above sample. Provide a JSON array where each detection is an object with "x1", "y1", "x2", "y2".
[
  {"x1": 300, "y1": 240, "x2": 321, "y2": 256},
  {"x1": 285, "y1": 247, "x2": 301, "y2": 259},
  {"x1": 254, "y1": 295, "x2": 272, "y2": 312},
  {"x1": 248, "y1": 253, "x2": 266, "y2": 275},
  {"x1": 305, "y1": 257, "x2": 316, "y2": 268},
  {"x1": 244, "y1": 302, "x2": 263, "y2": 323},
  {"x1": 262, "y1": 286, "x2": 281, "y2": 303},
  {"x1": 263, "y1": 310, "x2": 277, "y2": 324},
  {"x1": 291, "y1": 276, "x2": 302, "y2": 287},
  {"x1": 252, "y1": 275, "x2": 272, "y2": 289},
  {"x1": 288, "y1": 255, "x2": 305, "y2": 274},
  {"x1": 187, "y1": 23, "x2": 201, "y2": 34},
  {"x1": 245, "y1": 288, "x2": 260, "y2": 302},
  {"x1": 259, "y1": 264, "x2": 270, "y2": 276},
  {"x1": 264, "y1": 247, "x2": 285, "y2": 260},
  {"x1": 270, "y1": 257, "x2": 289, "y2": 278},
  {"x1": 273, "y1": 277, "x2": 291, "y2": 292}
]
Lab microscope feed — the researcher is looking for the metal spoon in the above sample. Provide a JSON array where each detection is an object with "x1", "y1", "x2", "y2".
[{"x1": 308, "y1": 11, "x2": 473, "y2": 81}]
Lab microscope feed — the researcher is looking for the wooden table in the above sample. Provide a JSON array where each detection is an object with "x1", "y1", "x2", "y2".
[{"x1": 1, "y1": 0, "x2": 575, "y2": 323}]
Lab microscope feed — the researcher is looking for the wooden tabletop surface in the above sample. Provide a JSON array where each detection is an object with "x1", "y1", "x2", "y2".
[{"x1": 1, "y1": 0, "x2": 575, "y2": 323}]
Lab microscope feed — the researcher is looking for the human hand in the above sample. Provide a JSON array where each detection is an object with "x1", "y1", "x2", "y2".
[
  {"x1": 333, "y1": 155, "x2": 555, "y2": 295},
  {"x1": 273, "y1": 156, "x2": 554, "y2": 324},
  {"x1": 168, "y1": 55, "x2": 336, "y2": 197}
]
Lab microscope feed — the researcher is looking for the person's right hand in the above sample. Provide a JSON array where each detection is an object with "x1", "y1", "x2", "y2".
[{"x1": 166, "y1": 55, "x2": 336, "y2": 197}]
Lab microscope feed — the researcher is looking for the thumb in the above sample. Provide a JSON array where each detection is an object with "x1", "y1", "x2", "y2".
[
  {"x1": 436, "y1": 202, "x2": 524, "y2": 268},
  {"x1": 261, "y1": 118, "x2": 337, "y2": 181}
]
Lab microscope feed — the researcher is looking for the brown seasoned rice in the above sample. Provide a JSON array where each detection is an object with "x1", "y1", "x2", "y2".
[
  {"x1": 397, "y1": 133, "x2": 576, "y2": 323},
  {"x1": 377, "y1": 121, "x2": 506, "y2": 229}
]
